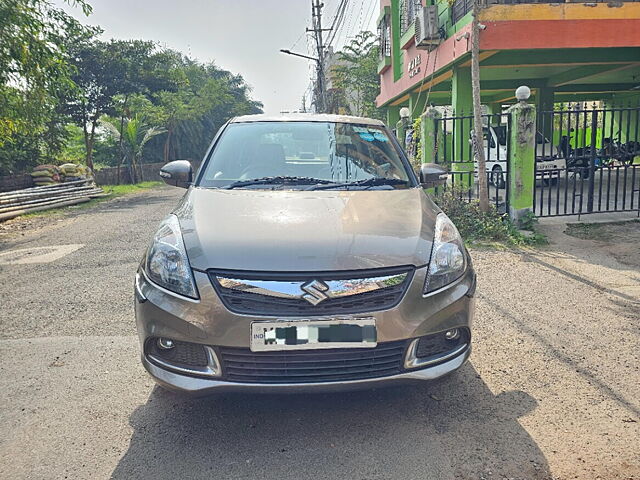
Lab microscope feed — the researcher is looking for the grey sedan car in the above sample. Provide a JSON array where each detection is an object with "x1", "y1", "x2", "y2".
[{"x1": 134, "y1": 113, "x2": 475, "y2": 394}]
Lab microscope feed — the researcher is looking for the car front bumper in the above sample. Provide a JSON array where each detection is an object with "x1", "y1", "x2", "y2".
[
  {"x1": 141, "y1": 344, "x2": 471, "y2": 395},
  {"x1": 134, "y1": 261, "x2": 475, "y2": 395}
]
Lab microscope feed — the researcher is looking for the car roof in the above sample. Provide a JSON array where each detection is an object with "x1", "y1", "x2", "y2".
[{"x1": 230, "y1": 113, "x2": 386, "y2": 127}]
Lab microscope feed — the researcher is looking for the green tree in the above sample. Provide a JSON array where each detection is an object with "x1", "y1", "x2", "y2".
[
  {"x1": 101, "y1": 115, "x2": 165, "y2": 183},
  {"x1": 143, "y1": 58, "x2": 262, "y2": 164},
  {"x1": 331, "y1": 31, "x2": 383, "y2": 120},
  {"x1": 0, "y1": 0, "x2": 95, "y2": 173},
  {"x1": 64, "y1": 39, "x2": 178, "y2": 171}
]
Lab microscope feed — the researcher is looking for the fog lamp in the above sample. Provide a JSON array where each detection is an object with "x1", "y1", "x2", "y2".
[
  {"x1": 445, "y1": 329, "x2": 460, "y2": 340},
  {"x1": 157, "y1": 338, "x2": 175, "y2": 350}
]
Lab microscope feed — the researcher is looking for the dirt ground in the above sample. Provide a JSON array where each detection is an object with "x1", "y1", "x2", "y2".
[
  {"x1": 564, "y1": 220, "x2": 640, "y2": 268},
  {"x1": 0, "y1": 189, "x2": 638, "y2": 480}
]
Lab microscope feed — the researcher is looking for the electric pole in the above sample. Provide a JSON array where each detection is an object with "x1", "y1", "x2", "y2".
[{"x1": 309, "y1": 0, "x2": 327, "y2": 113}]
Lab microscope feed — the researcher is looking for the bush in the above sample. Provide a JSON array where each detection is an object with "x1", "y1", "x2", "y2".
[{"x1": 433, "y1": 189, "x2": 547, "y2": 246}]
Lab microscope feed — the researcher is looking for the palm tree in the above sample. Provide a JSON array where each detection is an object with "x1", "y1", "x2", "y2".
[{"x1": 102, "y1": 115, "x2": 165, "y2": 183}]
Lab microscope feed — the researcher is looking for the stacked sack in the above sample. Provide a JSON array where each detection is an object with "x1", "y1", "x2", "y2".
[
  {"x1": 31, "y1": 165, "x2": 61, "y2": 186},
  {"x1": 59, "y1": 163, "x2": 91, "y2": 182}
]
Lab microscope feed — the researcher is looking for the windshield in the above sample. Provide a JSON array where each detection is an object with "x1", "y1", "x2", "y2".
[{"x1": 197, "y1": 121, "x2": 414, "y2": 189}]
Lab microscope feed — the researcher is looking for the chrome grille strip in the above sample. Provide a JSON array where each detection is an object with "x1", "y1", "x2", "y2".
[{"x1": 216, "y1": 272, "x2": 408, "y2": 301}]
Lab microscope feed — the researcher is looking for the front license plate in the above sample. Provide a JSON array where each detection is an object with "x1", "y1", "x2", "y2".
[{"x1": 250, "y1": 318, "x2": 377, "y2": 352}]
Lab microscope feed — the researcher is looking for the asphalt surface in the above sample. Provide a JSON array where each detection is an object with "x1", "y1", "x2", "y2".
[{"x1": 0, "y1": 186, "x2": 638, "y2": 480}]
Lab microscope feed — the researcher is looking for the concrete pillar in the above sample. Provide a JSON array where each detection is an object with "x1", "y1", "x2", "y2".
[
  {"x1": 451, "y1": 67, "x2": 474, "y2": 189},
  {"x1": 537, "y1": 87, "x2": 554, "y2": 111},
  {"x1": 536, "y1": 87, "x2": 554, "y2": 142},
  {"x1": 486, "y1": 103, "x2": 501, "y2": 125},
  {"x1": 387, "y1": 106, "x2": 400, "y2": 130},
  {"x1": 507, "y1": 101, "x2": 536, "y2": 223},
  {"x1": 410, "y1": 93, "x2": 428, "y2": 122},
  {"x1": 420, "y1": 107, "x2": 443, "y2": 165}
]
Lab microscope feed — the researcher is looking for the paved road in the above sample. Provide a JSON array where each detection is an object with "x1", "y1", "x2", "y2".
[{"x1": 0, "y1": 186, "x2": 638, "y2": 479}]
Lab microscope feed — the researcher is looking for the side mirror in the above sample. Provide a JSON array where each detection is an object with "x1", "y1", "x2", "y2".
[
  {"x1": 159, "y1": 160, "x2": 193, "y2": 188},
  {"x1": 419, "y1": 163, "x2": 448, "y2": 188}
]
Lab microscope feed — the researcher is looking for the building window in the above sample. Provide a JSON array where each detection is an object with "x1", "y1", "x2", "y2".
[
  {"x1": 451, "y1": 0, "x2": 473, "y2": 25},
  {"x1": 400, "y1": 0, "x2": 422, "y2": 34},
  {"x1": 378, "y1": 14, "x2": 391, "y2": 59}
]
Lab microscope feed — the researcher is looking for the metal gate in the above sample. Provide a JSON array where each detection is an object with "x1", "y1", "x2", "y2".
[
  {"x1": 434, "y1": 112, "x2": 511, "y2": 213},
  {"x1": 534, "y1": 104, "x2": 640, "y2": 217}
]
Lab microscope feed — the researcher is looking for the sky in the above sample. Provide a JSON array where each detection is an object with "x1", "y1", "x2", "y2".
[{"x1": 55, "y1": 0, "x2": 380, "y2": 114}]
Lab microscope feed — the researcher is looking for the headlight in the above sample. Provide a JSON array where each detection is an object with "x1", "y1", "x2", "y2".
[
  {"x1": 145, "y1": 215, "x2": 198, "y2": 299},
  {"x1": 424, "y1": 213, "x2": 466, "y2": 294}
]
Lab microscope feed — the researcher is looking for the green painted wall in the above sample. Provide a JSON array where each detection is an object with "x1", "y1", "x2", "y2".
[{"x1": 604, "y1": 97, "x2": 640, "y2": 143}]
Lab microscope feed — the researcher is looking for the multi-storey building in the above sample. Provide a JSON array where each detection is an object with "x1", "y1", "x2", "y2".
[{"x1": 376, "y1": 0, "x2": 640, "y2": 125}]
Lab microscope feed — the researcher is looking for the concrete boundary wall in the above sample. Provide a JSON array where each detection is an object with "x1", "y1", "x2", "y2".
[
  {"x1": 94, "y1": 161, "x2": 202, "y2": 186},
  {"x1": 0, "y1": 160, "x2": 203, "y2": 192}
]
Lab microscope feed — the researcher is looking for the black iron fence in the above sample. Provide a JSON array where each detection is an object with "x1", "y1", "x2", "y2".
[
  {"x1": 451, "y1": 0, "x2": 473, "y2": 24},
  {"x1": 434, "y1": 112, "x2": 511, "y2": 213},
  {"x1": 400, "y1": 0, "x2": 422, "y2": 34},
  {"x1": 534, "y1": 104, "x2": 640, "y2": 217}
]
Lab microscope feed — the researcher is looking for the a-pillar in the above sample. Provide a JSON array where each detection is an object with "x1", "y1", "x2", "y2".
[{"x1": 451, "y1": 67, "x2": 474, "y2": 189}]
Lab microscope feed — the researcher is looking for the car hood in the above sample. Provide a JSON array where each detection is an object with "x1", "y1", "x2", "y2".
[{"x1": 175, "y1": 187, "x2": 439, "y2": 272}]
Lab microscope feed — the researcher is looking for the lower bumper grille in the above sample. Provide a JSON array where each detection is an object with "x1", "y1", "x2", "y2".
[
  {"x1": 218, "y1": 340, "x2": 409, "y2": 384},
  {"x1": 147, "y1": 339, "x2": 208, "y2": 367}
]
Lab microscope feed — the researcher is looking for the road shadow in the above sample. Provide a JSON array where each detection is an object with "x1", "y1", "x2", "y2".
[{"x1": 111, "y1": 363, "x2": 550, "y2": 480}]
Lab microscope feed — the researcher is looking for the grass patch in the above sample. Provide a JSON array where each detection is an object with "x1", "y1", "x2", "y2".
[
  {"x1": 99, "y1": 181, "x2": 163, "y2": 197},
  {"x1": 565, "y1": 219, "x2": 640, "y2": 242},
  {"x1": 434, "y1": 190, "x2": 547, "y2": 247},
  {"x1": 20, "y1": 181, "x2": 163, "y2": 219}
]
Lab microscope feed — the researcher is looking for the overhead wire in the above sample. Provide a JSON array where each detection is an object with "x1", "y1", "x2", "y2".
[
  {"x1": 350, "y1": 0, "x2": 367, "y2": 40},
  {"x1": 362, "y1": 0, "x2": 379, "y2": 35},
  {"x1": 337, "y1": 0, "x2": 357, "y2": 48},
  {"x1": 325, "y1": 0, "x2": 349, "y2": 49}
]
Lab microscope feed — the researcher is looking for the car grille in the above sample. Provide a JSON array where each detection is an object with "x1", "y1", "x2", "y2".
[
  {"x1": 208, "y1": 268, "x2": 413, "y2": 316},
  {"x1": 218, "y1": 340, "x2": 409, "y2": 384}
]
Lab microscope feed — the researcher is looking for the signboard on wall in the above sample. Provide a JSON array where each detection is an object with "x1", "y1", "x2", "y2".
[{"x1": 408, "y1": 54, "x2": 421, "y2": 78}]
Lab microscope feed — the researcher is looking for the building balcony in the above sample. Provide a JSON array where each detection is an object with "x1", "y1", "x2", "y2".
[{"x1": 376, "y1": 0, "x2": 640, "y2": 110}]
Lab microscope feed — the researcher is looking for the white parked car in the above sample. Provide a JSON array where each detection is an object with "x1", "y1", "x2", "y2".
[{"x1": 472, "y1": 126, "x2": 566, "y2": 188}]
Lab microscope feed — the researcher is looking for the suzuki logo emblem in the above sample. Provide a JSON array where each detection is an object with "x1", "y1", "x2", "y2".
[{"x1": 301, "y1": 280, "x2": 330, "y2": 305}]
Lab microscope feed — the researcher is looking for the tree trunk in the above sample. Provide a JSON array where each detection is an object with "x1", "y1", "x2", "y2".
[
  {"x1": 116, "y1": 96, "x2": 129, "y2": 185},
  {"x1": 163, "y1": 127, "x2": 173, "y2": 164},
  {"x1": 82, "y1": 122, "x2": 90, "y2": 166},
  {"x1": 85, "y1": 119, "x2": 97, "y2": 172},
  {"x1": 129, "y1": 157, "x2": 138, "y2": 184},
  {"x1": 116, "y1": 154, "x2": 127, "y2": 185},
  {"x1": 471, "y1": 0, "x2": 489, "y2": 213}
]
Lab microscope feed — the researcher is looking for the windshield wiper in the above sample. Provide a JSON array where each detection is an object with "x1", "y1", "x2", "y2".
[
  {"x1": 222, "y1": 176, "x2": 334, "y2": 189},
  {"x1": 306, "y1": 177, "x2": 409, "y2": 191}
]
